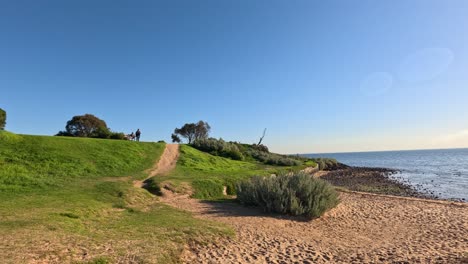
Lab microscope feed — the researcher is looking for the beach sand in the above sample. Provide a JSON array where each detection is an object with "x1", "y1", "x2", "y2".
[{"x1": 161, "y1": 190, "x2": 468, "y2": 263}]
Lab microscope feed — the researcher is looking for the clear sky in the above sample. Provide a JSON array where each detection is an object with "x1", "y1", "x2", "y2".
[{"x1": 1, "y1": 0, "x2": 468, "y2": 154}]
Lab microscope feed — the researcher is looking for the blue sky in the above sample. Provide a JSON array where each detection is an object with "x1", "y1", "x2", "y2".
[{"x1": 1, "y1": 0, "x2": 468, "y2": 153}]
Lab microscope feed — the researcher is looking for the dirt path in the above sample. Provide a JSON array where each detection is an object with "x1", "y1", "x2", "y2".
[
  {"x1": 160, "y1": 190, "x2": 468, "y2": 263},
  {"x1": 133, "y1": 144, "x2": 179, "y2": 188}
]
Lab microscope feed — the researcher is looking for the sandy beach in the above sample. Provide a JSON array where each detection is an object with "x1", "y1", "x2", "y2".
[{"x1": 160, "y1": 189, "x2": 468, "y2": 263}]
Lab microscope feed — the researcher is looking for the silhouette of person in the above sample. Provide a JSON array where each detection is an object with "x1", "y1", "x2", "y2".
[{"x1": 135, "y1": 129, "x2": 141, "y2": 142}]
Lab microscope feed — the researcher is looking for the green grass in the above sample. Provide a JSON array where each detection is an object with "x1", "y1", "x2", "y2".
[
  {"x1": 0, "y1": 131, "x2": 232, "y2": 263},
  {"x1": 0, "y1": 131, "x2": 166, "y2": 191},
  {"x1": 154, "y1": 145, "x2": 306, "y2": 199}
]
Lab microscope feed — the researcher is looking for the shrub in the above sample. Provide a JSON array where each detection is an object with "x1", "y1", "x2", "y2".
[
  {"x1": 237, "y1": 173, "x2": 339, "y2": 218},
  {"x1": 143, "y1": 177, "x2": 162, "y2": 196},
  {"x1": 314, "y1": 158, "x2": 341, "y2": 170},
  {"x1": 251, "y1": 144, "x2": 269, "y2": 153},
  {"x1": 56, "y1": 130, "x2": 72, "y2": 136},
  {"x1": 247, "y1": 149, "x2": 300, "y2": 166},
  {"x1": 192, "y1": 178, "x2": 224, "y2": 199},
  {"x1": 192, "y1": 138, "x2": 308, "y2": 166},
  {"x1": 0, "y1": 108, "x2": 6, "y2": 130},
  {"x1": 223, "y1": 178, "x2": 238, "y2": 195},
  {"x1": 110, "y1": 132, "x2": 126, "y2": 140},
  {"x1": 91, "y1": 126, "x2": 111, "y2": 139},
  {"x1": 191, "y1": 138, "x2": 244, "y2": 161}
]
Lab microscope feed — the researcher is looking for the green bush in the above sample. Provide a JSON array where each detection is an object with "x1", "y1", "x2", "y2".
[
  {"x1": 251, "y1": 144, "x2": 269, "y2": 153},
  {"x1": 313, "y1": 158, "x2": 340, "y2": 170},
  {"x1": 223, "y1": 178, "x2": 238, "y2": 195},
  {"x1": 191, "y1": 178, "x2": 224, "y2": 199},
  {"x1": 0, "y1": 108, "x2": 6, "y2": 130},
  {"x1": 143, "y1": 177, "x2": 162, "y2": 196},
  {"x1": 191, "y1": 138, "x2": 314, "y2": 167},
  {"x1": 247, "y1": 149, "x2": 301, "y2": 166},
  {"x1": 191, "y1": 138, "x2": 244, "y2": 161},
  {"x1": 91, "y1": 126, "x2": 111, "y2": 139},
  {"x1": 237, "y1": 173, "x2": 339, "y2": 218},
  {"x1": 109, "y1": 132, "x2": 126, "y2": 140}
]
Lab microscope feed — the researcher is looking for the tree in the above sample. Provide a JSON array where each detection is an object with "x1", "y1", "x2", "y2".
[
  {"x1": 173, "y1": 120, "x2": 211, "y2": 144},
  {"x1": 0, "y1": 108, "x2": 5, "y2": 130},
  {"x1": 58, "y1": 114, "x2": 110, "y2": 138},
  {"x1": 257, "y1": 128, "x2": 267, "y2": 145},
  {"x1": 171, "y1": 133, "x2": 181, "y2": 143},
  {"x1": 195, "y1": 120, "x2": 211, "y2": 141}
]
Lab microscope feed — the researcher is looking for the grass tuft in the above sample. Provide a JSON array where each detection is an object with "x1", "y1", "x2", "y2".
[{"x1": 59, "y1": 212, "x2": 80, "y2": 219}]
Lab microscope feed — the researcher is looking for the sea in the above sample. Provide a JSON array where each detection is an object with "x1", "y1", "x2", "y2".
[{"x1": 304, "y1": 148, "x2": 468, "y2": 201}]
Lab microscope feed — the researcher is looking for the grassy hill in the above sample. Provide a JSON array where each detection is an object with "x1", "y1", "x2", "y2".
[
  {"x1": 0, "y1": 131, "x2": 232, "y2": 263},
  {"x1": 0, "y1": 131, "x2": 330, "y2": 262},
  {"x1": 147, "y1": 145, "x2": 317, "y2": 199},
  {"x1": 0, "y1": 131, "x2": 165, "y2": 191}
]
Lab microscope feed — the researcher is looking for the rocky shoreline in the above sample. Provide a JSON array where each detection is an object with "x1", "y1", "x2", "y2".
[{"x1": 317, "y1": 166, "x2": 453, "y2": 200}]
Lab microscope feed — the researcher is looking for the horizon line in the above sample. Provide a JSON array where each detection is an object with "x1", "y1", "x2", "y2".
[{"x1": 293, "y1": 146, "x2": 468, "y2": 156}]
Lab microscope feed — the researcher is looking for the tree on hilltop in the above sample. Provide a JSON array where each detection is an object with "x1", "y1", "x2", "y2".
[
  {"x1": 0, "y1": 108, "x2": 6, "y2": 130},
  {"x1": 57, "y1": 114, "x2": 110, "y2": 138},
  {"x1": 171, "y1": 133, "x2": 181, "y2": 143},
  {"x1": 173, "y1": 121, "x2": 211, "y2": 144}
]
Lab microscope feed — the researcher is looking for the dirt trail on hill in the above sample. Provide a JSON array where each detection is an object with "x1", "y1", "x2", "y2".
[
  {"x1": 159, "y1": 189, "x2": 468, "y2": 263},
  {"x1": 133, "y1": 144, "x2": 179, "y2": 188}
]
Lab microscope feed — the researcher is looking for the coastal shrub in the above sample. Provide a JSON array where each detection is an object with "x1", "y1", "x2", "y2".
[
  {"x1": 251, "y1": 144, "x2": 269, "y2": 153},
  {"x1": 91, "y1": 126, "x2": 112, "y2": 139},
  {"x1": 191, "y1": 138, "x2": 244, "y2": 161},
  {"x1": 237, "y1": 173, "x2": 339, "y2": 218},
  {"x1": 192, "y1": 178, "x2": 224, "y2": 199},
  {"x1": 191, "y1": 138, "x2": 309, "y2": 166},
  {"x1": 223, "y1": 178, "x2": 238, "y2": 195},
  {"x1": 110, "y1": 132, "x2": 126, "y2": 140},
  {"x1": 247, "y1": 149, "x2": 301, "y2": 166},
  {"x1": 0, "y1": 108, "x2": 6, "y2": 130},
  {"x1": 143, "y1": 177, "x2": 162, "y2": 196},
  {"x1": 314, "y1": 158, "x2": 341, "y2": 170}
]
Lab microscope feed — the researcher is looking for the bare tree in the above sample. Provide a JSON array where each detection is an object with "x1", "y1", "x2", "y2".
[{"x1": 257, "y1": 128, "x2": 267, "y2": 145}]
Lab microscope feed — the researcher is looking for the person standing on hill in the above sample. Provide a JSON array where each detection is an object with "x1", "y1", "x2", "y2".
[{"x1": 135, "y1": 129, "x2": 141, "y2": 142}]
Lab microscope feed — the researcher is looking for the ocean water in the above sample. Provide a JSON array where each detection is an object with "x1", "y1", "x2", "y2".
[{"x1": 305, "y1": 148, "x2": 468, "y2": 201}]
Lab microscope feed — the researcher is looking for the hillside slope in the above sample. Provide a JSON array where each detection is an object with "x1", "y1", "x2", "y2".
[
  {"x1": 0, "y1": 132, "x2": 231, "y2": 263},
  {"x1": 152, "y1": 145, "x2": 310, "y2": 199},
  {"x1": 0, "y1": 131, "x2": 166, "y2": 191}
]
